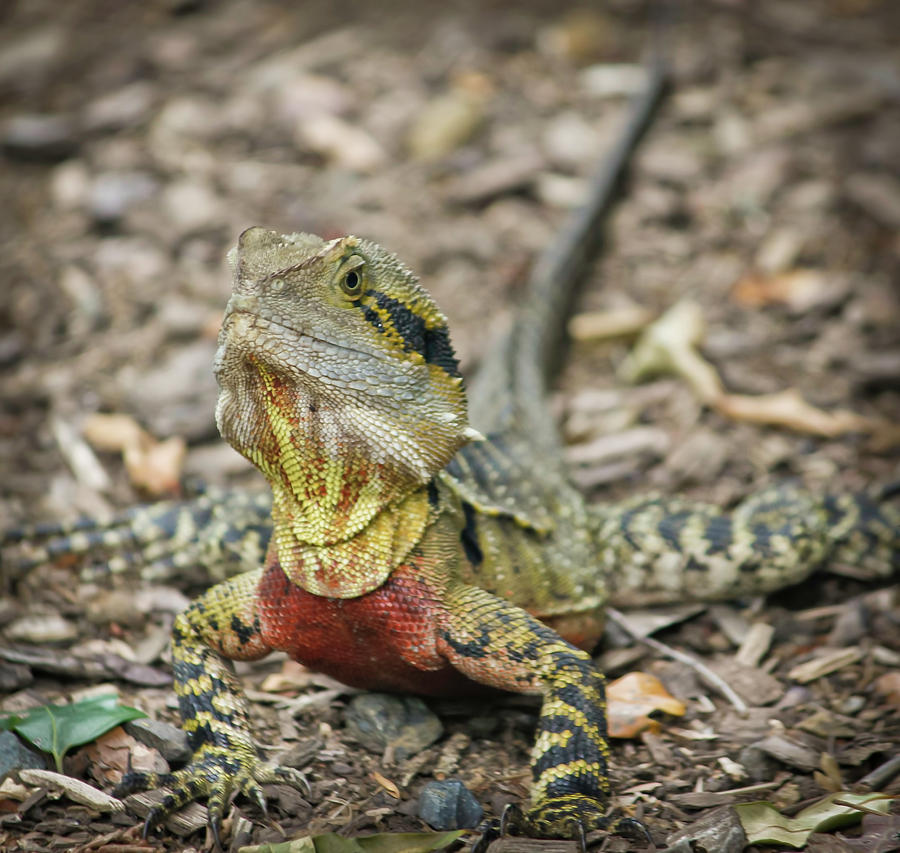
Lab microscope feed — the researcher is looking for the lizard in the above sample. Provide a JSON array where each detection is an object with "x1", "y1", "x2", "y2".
[{"x1": 3, "y1": 62, "x2": 898, "y2": 848}]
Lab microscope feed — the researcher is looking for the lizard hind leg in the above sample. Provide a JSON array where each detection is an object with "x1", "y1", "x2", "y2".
[{"x1": 115, "y1": 569, "x2": 308, "y2": 844}]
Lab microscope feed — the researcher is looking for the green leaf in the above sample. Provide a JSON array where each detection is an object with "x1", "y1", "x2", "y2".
[
  {"x1": 735, "y1": 791, "x2": 894, "y2": 849},
  {"x1": 0, "y1": 714, "x2": 24, "y2": 731},
  {"x1": 239, "y1": 831, "x2": 465, "y2": 853},
  {"x1": 11, "y1": 694, "x2": 146, "y2": 772},
  {"x1": 354, "y1": 831, "x2": 464, "y2": 853}
]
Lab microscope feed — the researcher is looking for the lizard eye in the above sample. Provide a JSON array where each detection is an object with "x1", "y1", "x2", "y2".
[{"x1": 337, "y1": 255, "x2": 366, "y2": 298}]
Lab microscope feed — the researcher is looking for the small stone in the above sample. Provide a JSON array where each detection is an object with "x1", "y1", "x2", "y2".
[
  {"x1": 84, "y1": 82, "x2": 156, "y2": 132},
  {"x1": 50, "y1": 160, "x2": 91, "y2": 209},
  {"x1": 124, "y1": 718, "x2": 191, "y2": 764},
  {"x1": 0, "y1": 662, "x2": 33, "y2": 692},
  {"x1": 579, "y1": 63, "x2": 647, "y2": 98},
  {"x1": 125, "y1": 340, "x2": 218, "y2": 440},
  {"x1": 88, "y1": 171, "x2": 158, "y2": 224},
  {"x1": 1, "y1": 113, "x2": 77, "y2": 161},
  {"x1": 344, "y1": 694, "x2": 443, "y2": 762},
  {"x1": 295, "y1": 113, "x2": 386, "y2": 173},
  {"x1": 418, "y1": 779, "x2": 483, "y2": 830},
  {"x1": 664, "y1": 805, "x2": 747, "y2": 853},
  {"x1": 161, "y1": 180, "x2": 223, "y2": 234},
  {"x1": 542, "y1": 111, "x2": 601, "y2": 168},
  {"x1": 0, "y1": 731, "x2": 47, "y2": 781},
  {"x1": 738, "y1": 745, "x2": 778, "y2": 783}
]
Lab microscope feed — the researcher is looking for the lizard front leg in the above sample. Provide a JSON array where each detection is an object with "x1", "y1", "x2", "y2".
[
  {"x1": 436, "y1": 583, "x2": 615, "y2": 842},
  {"x1": 115, "y1": 569, "x2": 308, "y2": 844}
]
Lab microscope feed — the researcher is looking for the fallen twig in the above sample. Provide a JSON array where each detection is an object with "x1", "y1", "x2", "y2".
[{"x1": 606, "y1": 607, "x2": 748, "y2": 713}]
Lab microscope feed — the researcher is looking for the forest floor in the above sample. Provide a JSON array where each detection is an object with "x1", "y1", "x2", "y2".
[{"x1": 0, "y1": 0, "x2": 898, "y2": 851}]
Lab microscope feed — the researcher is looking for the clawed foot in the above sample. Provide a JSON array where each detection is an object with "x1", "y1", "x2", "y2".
[
  {"x1": 113, "y1": 745, "x2": 310, "y2": 849},
  {"x1": 471, "y1": 795, "x2": 651, "y2": 853}
]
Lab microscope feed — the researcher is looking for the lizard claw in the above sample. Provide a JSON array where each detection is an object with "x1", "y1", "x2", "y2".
[
  {"x1": 115, "y1": 747, "x2": 311, "y2": 845},
  {"x1": 473, "y1": 795, "x2": 648, "y2": 851}
]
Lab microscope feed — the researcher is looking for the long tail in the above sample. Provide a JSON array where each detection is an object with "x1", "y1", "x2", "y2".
[
  {"x1": 467, "y1": 58, "x2": 669, "y2": 452},
  {"x1": 1, "y1": 486, "x2": 271, "y2": 585},
  {"x1": 592, "y1": 484, "x2": 899, "y2": 608}
]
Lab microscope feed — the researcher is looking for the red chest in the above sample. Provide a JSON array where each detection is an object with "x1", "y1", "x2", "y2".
[{"x1": 256, "y1": 561, "x2": 476, "y2": 695}]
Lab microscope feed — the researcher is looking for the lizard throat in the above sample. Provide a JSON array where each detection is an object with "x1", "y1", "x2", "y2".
[{"x1": 226, "y1": 358, "x2": 437, "y2": 597}]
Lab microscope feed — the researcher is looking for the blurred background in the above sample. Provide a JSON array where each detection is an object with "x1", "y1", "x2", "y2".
[{"x1": 1, "y1": 0, "x2": 898, "y2": 518}]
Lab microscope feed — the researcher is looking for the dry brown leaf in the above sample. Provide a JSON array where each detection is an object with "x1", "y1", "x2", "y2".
[
  {"x1": 619, "y1": 302, "x2": 899, "y2": 442},
  {"x1": 82, "y1": 412, "x2": 185, "y2": 496},
  {"x1": 607, "y1": 671, "x2": 686, "y2": 738},
  {"x1": 872, "y1": 672, "x2": 900, "y2": 706},
  {"x1": 732, "y1": 268, "x2": 846, "y2": 312},
  {"x1": 123, "y1": 435, "x2": 186, "y2": 496},
  {"x1": 371, "y1": 770, "x2": 401, "y2": 799},
  {"x1": 81, "y1": 726, "x2": 167, "y2": 786}
]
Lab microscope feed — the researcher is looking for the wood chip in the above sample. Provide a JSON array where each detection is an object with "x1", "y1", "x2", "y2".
[
  {"x1": 706, "y1": 658, "x2": 782, "y2": 707},
  {"x1": 564, "y1": 425, "x2": 669, "y2": 466},
  {"x1": 788, "y1": 646, "x2": 863, "y2": 683},
  {"x1": 734, "y1": 622, "x2": 774, "y2": 668},
  {"x1": 124, "y1": 790, "x2": 207, "y2": 836},
  {"x1": 754, "y1": 734, "x2": 820, "y2": 771}
]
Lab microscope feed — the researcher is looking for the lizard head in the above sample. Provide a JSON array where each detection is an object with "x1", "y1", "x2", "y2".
[{"x1": 215, "y1": 227, "x2": 478, "y2": 489}]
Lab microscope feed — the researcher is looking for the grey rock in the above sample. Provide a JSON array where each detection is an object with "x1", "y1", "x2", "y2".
[
  {"x1": 88, "y1": 171, "x2": 158, "y2": 224},
  {"x1": 418, "y1": 779, "x2": 483, "y2": 830},
  {"x1": 664, "y1": 805, "x2": 746, "y2": 853},
  {"x1": 344, "y1": 693, "x2": 443, "y2": 762},
  {"x1": 125, "y1": 340, "x2": 219, "y2": 441},
  {"x1": 84, "y1": 82, "x2": 156, "y2": 132},
  {"x1": 738, "y1": 745, "x2": 777, "y2": 783},
  {"x1": 2, "y1": 113, "x2": 77, "y2": 161},
  {"x1": 0, "y1": 661, "x2": 33, "y2": 692},
  {"x1": 124, "y1": 718, "x2": 191, "y2": 764},
  {"x1": 0, "y1": 731, "x2": 47, "y2": 781}
]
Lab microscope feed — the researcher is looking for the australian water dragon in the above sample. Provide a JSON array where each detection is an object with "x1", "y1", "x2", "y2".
[{"x1": 3, "y1": 63, "x2": 898, "y2": 847}]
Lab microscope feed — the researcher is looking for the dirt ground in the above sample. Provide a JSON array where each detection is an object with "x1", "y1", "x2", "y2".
[{"x1": 1, "y1": 0, "x2": 899, "y2": 851}]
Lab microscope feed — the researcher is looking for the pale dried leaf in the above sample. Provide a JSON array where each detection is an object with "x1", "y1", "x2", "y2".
[
  {"x1": 714, "y1": 390, "x2": 874, "y2": 438},
  {"x1": 735, "y1": 623, "x2": 775, "y2": 668},
  {"x1": 82, "y1": 412, "x2": 148, "y2": 452},
  {"x1": 568, "y1": 305, "x2": 654, "y2": 341},
  {"x1": 619, "y1": 300, "x2": 723, "y2": 402},
  {"x1": 371, "y1": 770, "x2": 401, "y2": 799},
  {"x1": 18, "y1": 768, "x2": 125, "y2": 813},
  {"x1": 51, "y1": 417, "x2": 111, "y2": 491}
]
